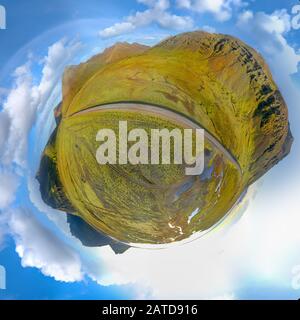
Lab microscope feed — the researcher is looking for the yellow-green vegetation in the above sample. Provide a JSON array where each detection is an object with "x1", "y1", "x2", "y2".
[{"x1": 37, "y1": 31, "x2": 292, "y2": 245}]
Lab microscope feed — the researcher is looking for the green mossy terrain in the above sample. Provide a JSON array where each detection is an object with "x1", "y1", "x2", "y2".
[{"x1": 37, "y1": 31, "x2": 292, "y2": 245}]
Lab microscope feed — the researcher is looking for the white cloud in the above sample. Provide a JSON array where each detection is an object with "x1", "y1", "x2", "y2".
[
  {"x1": 176, "y1": 0, "x2": 192, "y2": 9},
  {"x1": 158, "y1": 11, "x2": 193, "y2": 29},
  {"x1": 177, "y1": 0, "x2": 247, "y2": 21},
  {"x1": 100, "y1": 22, "x2": 136, "y2": 38},
  {"x1": 237, "y1": 9, "x2": 291, "y2": 36},
  {"x1": 99, "y1": 0, "x2": 193, "y2": 38},
  {"x1": 202, "y1": 25, "x2": 216, "y2": 33},
  {"x1": 0, "y1": 112, "x2": 10, "y2": 154},
  {"x1": 0, "y1": 211, "x2": 9, "y2": 248},
  {"x1": 36, "y1": 39, "x2": 81, "y2": 107},
  {"x1": 1, "y1": 64, "x2": 36, "y2": 167},
  {"x1": 0, "y1": 39, "x2": 81, "y2": 168},
  {"x1": 213, "y1": 292, "x2": 235, "y2": 300},
  {"x1": 237, "y1": 10, "x2": 300, "y2": 75},
  {"x1": 0, "y1": 171, "x2": 19, "y2": 209},
  {"x1": 27, "y1": 177, "x2": 71, "y2": 235},
  {"x1": 7, "y1": 208, "x2": 83, "y2": 282},
  {"x1": 0, "y1": 39, "x2": 83, "y2": 283}
]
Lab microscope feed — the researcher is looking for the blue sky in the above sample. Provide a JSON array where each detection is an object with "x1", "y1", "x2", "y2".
[
  {"x1": 0, "y1": 0, "x2": 300, "y2": 300},
  {"x1": 0, "y1": 0, "x2": 297, "y2": 63}
]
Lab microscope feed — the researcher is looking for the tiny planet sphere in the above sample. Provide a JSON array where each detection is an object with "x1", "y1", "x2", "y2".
[{"x1": 37, "y1": 31, "x2": 293, "y2": 246}]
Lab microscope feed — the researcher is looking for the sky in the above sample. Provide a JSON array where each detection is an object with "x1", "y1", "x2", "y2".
[{"x1": 0, "y1": 0, "x2": 300, "y2": 300}]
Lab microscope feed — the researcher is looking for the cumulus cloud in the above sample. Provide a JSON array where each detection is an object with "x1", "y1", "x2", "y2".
[
  {"x1": 27, "y1": 177, "x2": 71, "y2": 235},
  {"x1": 0, "y1": 38, "x2": 82, "y2": 282},
  {"x1": 100, "y1": 22, "x2": 136, "y2": 38},
  {"x1": 237, "y1": 9, "x2": 291, "y2": 44},
  {"x1": 0, "y1": 210, "x2": 9, "y2": 248},
  {"x1": 237, "y1": 9, "x2": 300, "y2": 76},
  {"x1": 0, "y1": 39, "x2": 81, "y2": 168},
  {"x1": 36, "y1": 39, "x2": 81, "y2": 108},
  {"x1": 1, "y1": 64, "x2": 36, "y2": 167},
  {"x1": 99, "y1": 0, "x2": 193, "y2": 38},
  {"x1": 0, "y1": 112, "x2": 10, "y2": 154},
  {"x1": 0, "y1": 171, "x2": 19, "y2": 209},
  {"x1": 7, "y1": 208, "x2": 83, "y2": 282},
  {"x1": 177, "y1": 0, "x2": 247, "y2": 21},
  {"x1": 202, "y1": 25, "x2": 216, "y2": 33}
]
